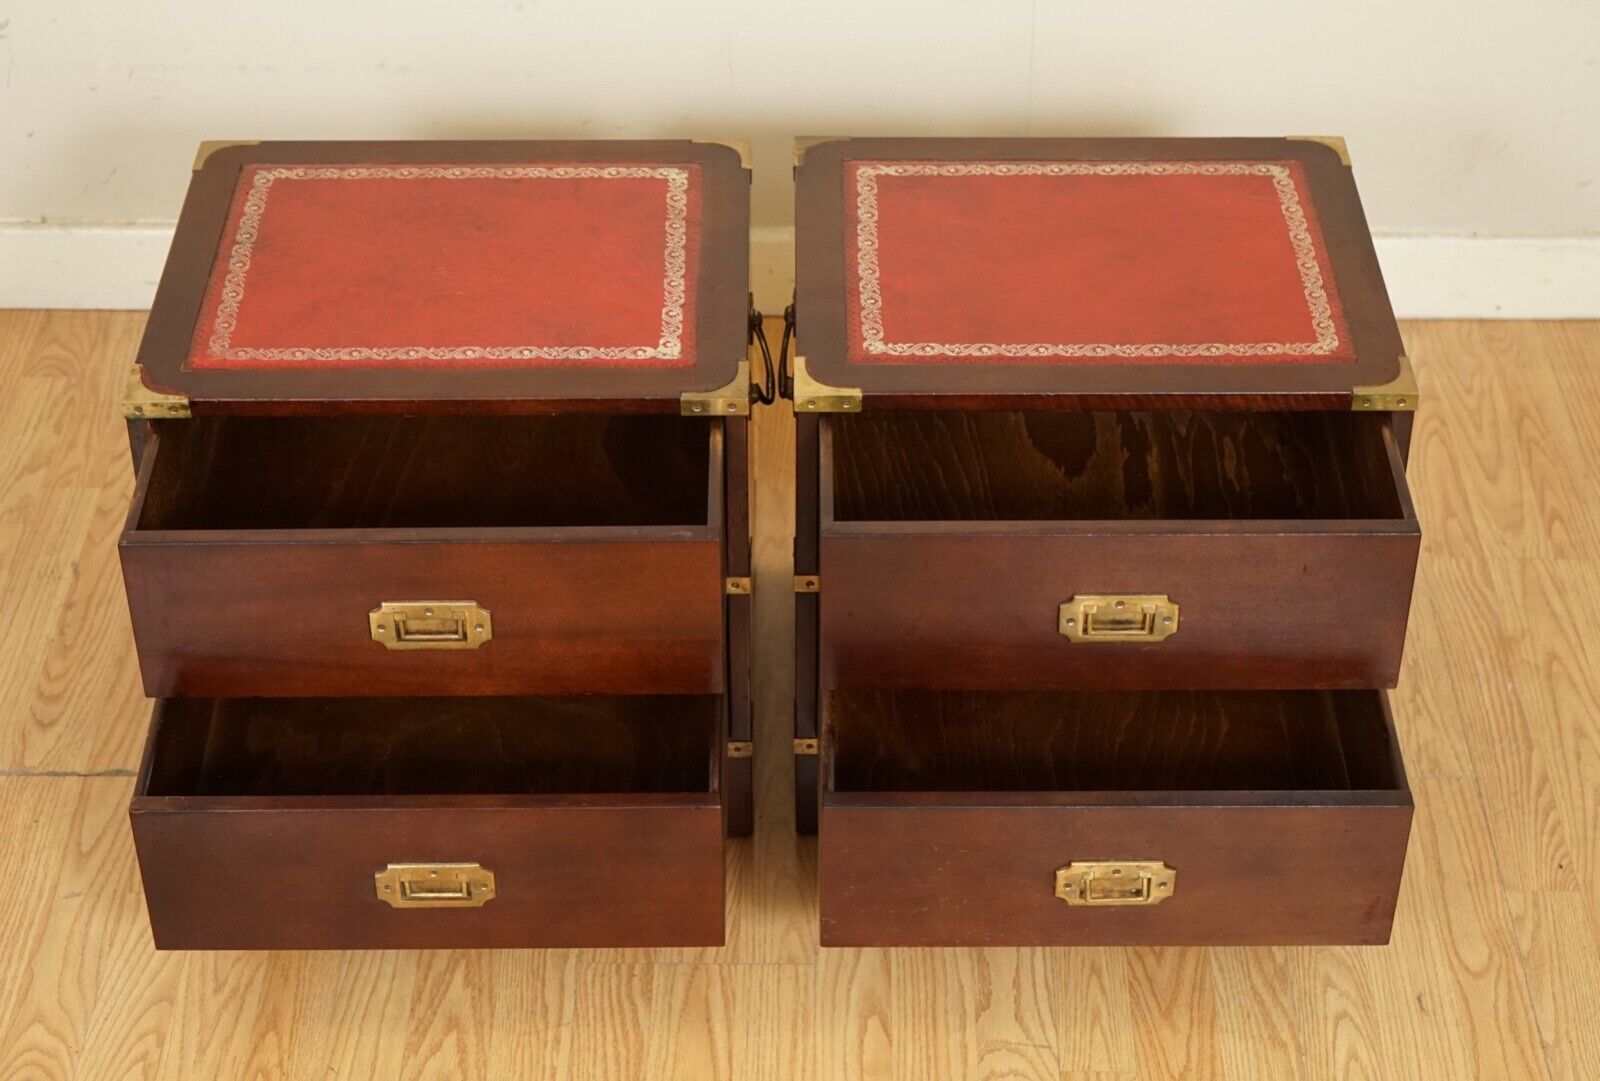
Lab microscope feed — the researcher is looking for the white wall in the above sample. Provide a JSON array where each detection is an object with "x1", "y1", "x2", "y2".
[{"x1": 2, "y1": 0, "x2": 1597, "y2": 313}]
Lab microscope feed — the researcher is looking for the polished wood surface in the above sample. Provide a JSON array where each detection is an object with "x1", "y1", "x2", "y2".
[
  {"x1": 821, "y1": 413, "x2": 1419, "y2": 691},
  {"x1": 820, "y1": 690, "x2": 1410, "y2": 946},
  {"x1": 725, "y1": 419, "x2": 754, "y2": 835},
  {"x1": 1, "y1": 311, "x2": 1596, "y2": 1077},
  {"x1": 133, "y1": 695, "x2": 725, "y2": 949},
  {"x1": 122, "y1": 418, "x2": 727, "y2": 697},
  {"x1": 828, "y1": 411, "x2": 1406, "y2": 521}
]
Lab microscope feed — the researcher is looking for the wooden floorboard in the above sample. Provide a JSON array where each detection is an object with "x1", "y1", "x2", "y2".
[{"x1": 0, "y1": 314, "x2": 1594, "y2": 1079}]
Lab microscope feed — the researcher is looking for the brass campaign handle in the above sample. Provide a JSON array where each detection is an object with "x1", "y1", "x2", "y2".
[
  {"x1": 369, "y1": 601, "x2": 492, "y2": 650},
  {"x1": 374, "y1": 863, "x2": 496, "y2": 908},
  {"x1": 1055, "y1": 861, "x2": 1176, "y2": 906},
  {"x1": 1059, "y1": 594, "x2": 1179, "y2": 643}
]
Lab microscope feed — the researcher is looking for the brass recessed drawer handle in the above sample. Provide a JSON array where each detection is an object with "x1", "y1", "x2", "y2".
[
  {"x1": 375, "y1": 863, "x2": 496, "y2": 908},
  {"x1": 1059, "y1": 594, "x2": 1178, "y2": 643},
  {"x1": 369, "y1": 601, "x2": 492, "y2": 650},
  {"x1": 1055, "y1": 861, "x2": 1175, "y2": 906}
]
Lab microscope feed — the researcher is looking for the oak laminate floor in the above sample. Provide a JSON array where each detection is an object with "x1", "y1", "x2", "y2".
[{"x1": 0, "y1": 312, "x2": 1595, "y2": 1079}]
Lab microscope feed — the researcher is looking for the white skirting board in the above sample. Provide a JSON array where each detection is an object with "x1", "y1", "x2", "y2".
[{"x1": 2, "y1": 221, "x2": 1597, "y2": 319}]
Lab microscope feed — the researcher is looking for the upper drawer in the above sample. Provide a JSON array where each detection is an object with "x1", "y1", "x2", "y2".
[
  {"x1": 121, "y1": 414, "x2": 725, "y2": 697},
  {"x1": 819, "y1": 410, "x2": 1419, "y2": 690}
]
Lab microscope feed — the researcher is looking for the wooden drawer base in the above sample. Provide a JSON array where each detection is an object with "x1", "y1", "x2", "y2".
[
  {"x1": 819, "y1": 689, "x2": 1411, "y2": 947},
  {"x1": 131, "y1": 695, "x2": 726, "y2": 950}
]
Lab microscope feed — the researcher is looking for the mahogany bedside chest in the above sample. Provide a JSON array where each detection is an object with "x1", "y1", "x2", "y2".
[
  {"x1": 791, "y1": 137, "x2": 1420, "y2": 947},
  {"x1": 120, "y1": 139, "x2": 753, "y2": 949}
]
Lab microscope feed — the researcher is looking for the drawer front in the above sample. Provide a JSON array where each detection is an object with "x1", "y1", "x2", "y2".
[
  {"x1": 820, "y1": 526, "x2": 1419, "y2": 690},
  {"x1": 820, "y1": 796, "x2": 1411, "y2": 947},
  {"x1": 121, "y1": 535, "x2": 724, "y2": 697},
  {"x1": 133, "y1": 799, "x2": 724, "y2": 950}
]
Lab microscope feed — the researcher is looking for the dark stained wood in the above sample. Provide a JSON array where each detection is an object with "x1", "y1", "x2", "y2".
[
  {"x1": 795, "y1": 136, "x2": 1406, "y2": 411},
  {"x1": 819, "y1": 414, "x2": 1419, "y2": 690},
  {"x1": 136, "y1": 140, "x2": 750, "y2": 415},
  {"x1": 144, "y1": 695, "x2": 718, "y2": 796},
  {"x1": 830, "y1": 410, "x2": 1406, "y2": 522},
  {"x1": 131, "y1": 695, "x2": 724, "y2": 950},
  {"x1": 1393, "y1": 410, "x2": 1414, "y2": 463},
  {"x1": 723, "y1": 416, "x2": 753, "y2": 835},
  {"x1": 122, "y1": 422, "x2": 726, "y2": 698},
  {"x1": 134, "y1": 414, "x2": 713, "y2": 530},
  {"x1": 819, "y1": 689, "x2": 1411, "y2": 946},
  {"x1": 725, "y1": 592, "x2": 753, "y2": 837},
  {"x1": 827, "y1": 689, "x2": 1399, "y2": 792},
  {"x1": 795, "y1": 594, "x2": 820, "y2": 835},
  {"x1": 125, "y1": 417, "x2": 151, "y2": 473},
  {"x1": 794, "y1": 413, "x2": 820, "y2": 573},
  {"x1": 725, "y1": 417, "x2": 751, "y2": 574},
  {"x1": 795, "y1": 757, "x2": 820, "y2": 837},
  {"x1": 122, "y1": 533, "x2": 724, "y2": 698},
  {"x1": 794, "y1": 414, "x2": 821, "y2": 833}
]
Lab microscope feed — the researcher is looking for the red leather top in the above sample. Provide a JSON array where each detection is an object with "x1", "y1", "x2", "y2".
[
  {"x1": 843, "y1": 160, "x2": 1352, "y2": 367},
  {"x1": 188, "y1": 163, "x2": 702, "y2": 371}
]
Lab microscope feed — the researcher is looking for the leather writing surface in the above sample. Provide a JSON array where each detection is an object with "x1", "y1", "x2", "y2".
[
  {"x1": 187, "y1": 163, "x2": 702, "y2": 371},
  {"x1": 843, "y1": 160, "x2": 1353, "y2": 367}
]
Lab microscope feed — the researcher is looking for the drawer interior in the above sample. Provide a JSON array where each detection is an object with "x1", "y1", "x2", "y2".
[
  {"x1": 143, "y1": 695, "x2": 718, "y2": 797},
  {"x1": 828, "y1": 411, "x2": 1406, "y2": 521},
  {"x1": 826, "y1": 689, "x2": 1402, "y2": 793},
  {"x1": 135, "y1": 415, "x2": 714, "y2": 530}
]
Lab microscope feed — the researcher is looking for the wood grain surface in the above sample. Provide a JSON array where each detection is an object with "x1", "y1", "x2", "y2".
[
  {"x1": 819, "y1": 412, "x2": 1420, "y2": 691},
  {"x1": 0, "y1": 312, "x2": 1595, "y2": 1077},
  {"x1": 819, "y1": 691, "x2": 1410, "y2": 947}
]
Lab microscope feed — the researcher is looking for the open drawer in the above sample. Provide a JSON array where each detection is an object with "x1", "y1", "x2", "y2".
[
  {"x1": 819, "y1": 688, "x2": 1411, "y2": 947},
  {"x1": 130, "y1": 694, "x2": 725, "y2": 949},
  {"x1": 121, "y1": 415, "x2": 726, "y2": 697},
  {"x1": 820, "y1": 410, "x2": 1420, "y2": 690}
]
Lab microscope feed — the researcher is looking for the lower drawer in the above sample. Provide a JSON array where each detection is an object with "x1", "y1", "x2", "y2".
[
  {"x1": 819, "y1": 689, "x2": 1411, "y2": 947},
  {"x1": 130, "y1": 695, "x2": 725, "y2": 950}
]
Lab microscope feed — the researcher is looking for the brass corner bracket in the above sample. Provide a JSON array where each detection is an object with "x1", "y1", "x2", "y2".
[
  {"x1": 193, "y1": 140, "x2": 260, "y2": 171},
  {"x1": 793, "y1": 738, "x2": 820, "y2": 756},
  {"x1": 1288, "y1": 135, "x2": 1351, "y2": 166},
  {"x1": 794, "y1": 136, "x2": 847, "y2": 168},
  {"x1": 727, "y1": 740, "x2": 754, "y2": 759},
  {"x1": 791, "y1": 355, "x2": 861, "y2": 413},
  {"x1": 1352, "y1": 355, "x2": 1418, "y2": 412},
  {"x1": 725, "y1": 576, "x2": 752, "y2": 595},
  {"x1": 681, "y1": 359, "x2": 751, "y2": 416},
  {"x1": 794, "y1": 575, "x2": 820, "y2": 593},
  {"x1": 693, "y1": 138, "x2": 752, "y2": 170},
  {"x1": 123, "y1": 364, "x2": 191, "y2": 419}
]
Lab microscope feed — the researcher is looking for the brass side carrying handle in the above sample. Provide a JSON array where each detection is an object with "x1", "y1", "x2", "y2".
[
  {"x1": 1055, "y1": 861, "x2": 1175, "y2": 906},
  {"x1": 1059, "y1": 594, "x2": 1178, "y2": 643},
  {"x1": 369, "y1": 601, "x2": 492, "y2": 650},
  {"x1": 375, "y1": 863, "x2": 496, "y2": 908}
]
